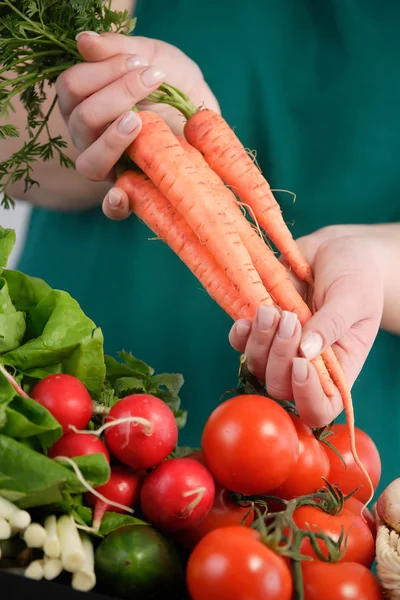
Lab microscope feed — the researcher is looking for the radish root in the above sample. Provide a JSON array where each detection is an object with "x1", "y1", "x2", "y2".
[
  {"x1": 0, "y1": 363, "x2": 29, "y2": 398},
  {"x1": 69, "y1": 416, "x2": 154, "y2": 437},
  {"x1": 182, "y1": 486, "x2": 206, "y2": 516},
  {"x1": 54, "y1": 456, "x2": 134, "y2": 515}
]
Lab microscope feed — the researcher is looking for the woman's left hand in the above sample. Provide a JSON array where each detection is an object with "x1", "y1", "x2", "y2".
[{"x1": 229, "y1": 226, "x2": 384, "y2": 428}]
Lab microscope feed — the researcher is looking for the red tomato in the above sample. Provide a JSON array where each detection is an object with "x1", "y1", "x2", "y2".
[
  {"x1": 324, "y1": 424, "x2": 381, "y2": 503},
  {"x1": 302, "y1": 561, "x2": 383, "y2": 599},
  {"x1": 292, "y1": 505, "x2": 375, "y2": 567},
  {"x1": 174, "y1": 484, "x2": 254, "y2": 549},
  {"x1": 186, "y1": 526, "x2": 292, "y2": 600},
  {"x1": 31, "y1": 374, "x2": 93, "y2": 433},
  {"x1": 273, "y1": 415, "x2": 330, "y2": 498},
  {"x1": 344, "y1": 496, "x2": 376, "y2": 538},
  {"x1": 201, "y1": 395, "x2": 299, "y2": 494}
]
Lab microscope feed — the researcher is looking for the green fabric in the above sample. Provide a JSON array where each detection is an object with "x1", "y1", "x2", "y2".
[{"x1": 17, "y1": 0, "x2": 400, "y2": 496}]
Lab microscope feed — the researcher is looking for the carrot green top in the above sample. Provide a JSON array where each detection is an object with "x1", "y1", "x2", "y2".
[{"x1": 18, "y1": 0, "x2": 400, "y2": 496}]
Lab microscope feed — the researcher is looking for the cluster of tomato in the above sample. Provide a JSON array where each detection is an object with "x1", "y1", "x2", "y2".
[{"x1": 184, "y1": 394, "x2": 383, "y2": 600}]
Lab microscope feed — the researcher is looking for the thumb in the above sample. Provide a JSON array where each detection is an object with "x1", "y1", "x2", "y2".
[{"x1": 299, "y1": 276, "x2": 363, "y2": 361}]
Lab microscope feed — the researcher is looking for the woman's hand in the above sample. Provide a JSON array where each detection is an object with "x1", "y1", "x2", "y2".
[
  {"x1": 56, "y1": 31, "x2": 219, "y2": 191},
  {"x1": 229, "y1": 227, "x2": 384, "y2": 428}
]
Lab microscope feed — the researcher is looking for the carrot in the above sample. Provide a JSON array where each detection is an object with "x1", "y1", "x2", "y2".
[
  {"x1": 126, "y1": 111, "x2": 272, "y2": 317},
  {"x1": 178, "y1": 135, "x2": 373, "y2": 503},
  {"x1": 183, "y1": 108, "x2": 314, "y2": 285},
  {"x1": 178, "y1": 136, "x2": 333, "y2": 397},
  {"x1": 116, "y1": 170, "x2": 253, "y2": 321}
]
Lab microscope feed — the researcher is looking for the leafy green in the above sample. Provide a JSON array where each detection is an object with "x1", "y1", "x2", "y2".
[
  {"x1": 1, "y1": 395, "x2": 62, "y2": 450},
  {"x1": 99, "y1": 512, "x2": 147, "y2": 537},
  {"x1": 0, "y1": 0, "x2": 136, "y2": 207},
  {"x1": 0, "y1": 279, "x2": 26, "y2": 353},
  {"x1": 0, "y1": 436, "x2": 109, "y2": 507},
  {"x1": 0, "y1": 228, "x2": 16, "y2": 269},
  {"x1": 2, "y1": 287, "x2": 106, "y2": 396}
]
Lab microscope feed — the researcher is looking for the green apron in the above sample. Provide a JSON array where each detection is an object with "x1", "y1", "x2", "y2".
[{"x1": 17, "y1": 0, "x2": 400, "y2": 496}]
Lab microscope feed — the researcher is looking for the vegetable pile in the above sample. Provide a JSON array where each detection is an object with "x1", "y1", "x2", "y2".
[
  {"x1": 0, "y1": 225, "x2": 387, "y2": 599},
  {"x1": 0, "y1": 1, "x2": 394, "y2": 598}
]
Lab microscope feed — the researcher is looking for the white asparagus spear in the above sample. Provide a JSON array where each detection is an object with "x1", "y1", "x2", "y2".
[
  {"x1": 57, "y1": 515, "x2": 85, "y2": 573},
  {"x1": 43, "y1": 515, "x2": 61, "y2": 558},
  {"x1": 25, "y1": 559, "x2": 44, "y2": 580},
  {"x1": 23, "y1": 523, "x2": 47, "y2": 548},
  {"x1": 43, "y1": 557, "x2": 63, "y2": 581},
  {"x1": 0, "y1": 517, "x2": 11, "y2": 540},
  {"x1": 0, "y1": 496, "x2": 31, "y2": 531},
  {"x1": 71, "y1": 533, "x2": 96, "y2": 592}
]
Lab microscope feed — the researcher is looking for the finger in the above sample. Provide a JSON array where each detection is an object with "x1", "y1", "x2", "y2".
[
  {"x1": 228, "y1": 320, "x2": 252, "y2": 354},
  {"x1": 75, "y1": 111, "x2": 142, "y2": 181},
  {"x1": 300, "y1": 276, "x2": 369, "y2": 362},
  {"x1": 56, "y1": 53, "x2": 149, "y2": 119},
  {"x1": 102, "y1": 188, "x2": 131, "y2": 221},
  {"x1": 76, "y1": 32, "x2": 158, "y2": 64},
  {"x1": 244, "y1": 306, "x2": 280, "y2": 381},
  {"x1": 69, "y1": 65, "x2": 165, "y2": 151},
  {"x1": 292, "y1": 358, "x2": 343, "y2": 428},
  {"x1": 265, "y1": 312, "x2": 300, "y2": 400}
]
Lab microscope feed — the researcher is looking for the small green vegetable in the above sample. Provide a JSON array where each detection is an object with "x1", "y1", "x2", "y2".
[{"x1": 95, "y1": 524, "x2": 185, "y2": 599}]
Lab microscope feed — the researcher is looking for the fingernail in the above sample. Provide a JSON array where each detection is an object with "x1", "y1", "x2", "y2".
[
  {"x1": 117, "y1": 111, "x2": 140, "y2": 135},
  {"x1": 256, "y1": 305, "x2": 276, "y2": 331},
  {"x1": 279, "y1": 311, "x2": 297, "y2": 339},
  {"x1": 75, "y1": 31, "x2": 100, "y2": 40},
  {"x1": 140, "y1": 66, "x2": 166, "y2": 88},
  {"x1": 301, "y1": 332, "x2": 323, "y2": 360},
  {"x1": 293, "y1": 358, "x2": 309, "y2": 382},
  {"x1": 236, "y1": 320, "x2": 252, "y2": 337},
  {"x1": 107, "y1": 189, "x2": 121, "y2": 208},
  {"x1": 127, "y1": 55, "x2": 149, "y2": 70}
]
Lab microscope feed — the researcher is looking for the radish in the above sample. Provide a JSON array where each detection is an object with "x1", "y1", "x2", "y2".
[
  {"x1": 84, "y1": 466, "x2": 142, "y2": 532},
  {"x1": 377, "y1": 478, "x2": 400, "y2": 532},
  {"x1": 140, "y1": 458, "x2": 215, "y2": 532},
  {"x1": 31, "y1": 374, "x2": 93, "y2": 433},
  {"x1": 48, "y1": 432, "x2": 110, "y2": 462},
  {"x1": 104, "y1": 394, "x2": 178, "y2": 469}
]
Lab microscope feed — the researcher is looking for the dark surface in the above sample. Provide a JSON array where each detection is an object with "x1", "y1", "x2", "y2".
[{"x1": 0, "y1": 571, "x2": 117, "y2": 600}]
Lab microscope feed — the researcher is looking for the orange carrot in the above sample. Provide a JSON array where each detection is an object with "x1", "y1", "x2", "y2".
[
  {"x1": 178, "y1": 135, "x2": 373, "y2": 503},
  {"x1": 116, "y1": 170, "x2": 253, "y2": 321},
  {"x1": 184, "y1": 108, "x2": 314, "y2": 285},
  {"x1": 126, "y1": 111, "x2": 272, "y2": 317},
  {"x1": 178, "y1": 136, "x2": 333, "y2": 397}
]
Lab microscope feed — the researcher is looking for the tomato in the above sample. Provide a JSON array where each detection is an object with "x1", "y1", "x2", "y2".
[
  {"x1": 201, "y1": 395, "x2": 299, "y2": 494},
  {"x1": 273, "y1": 415, "x2": 330, "y2": 499},
  {"x1": 344, "y1": 496, "x2": 376, "y2": 537},
  {"x1": 174, "y1": 484, "x2": 254, "y2": 549},
  {"x1": 186, "y1": 526, "x2": 292, "y2": 600},
  {"x1": 301, "y1": 561, "x2": 383, "y2": 599},
  {"x1": 292, "y1": 505, "x2": 374, "y2": 567},
  {"x1": 324, "y1": 424, "x2": 381, "y2": 503}
]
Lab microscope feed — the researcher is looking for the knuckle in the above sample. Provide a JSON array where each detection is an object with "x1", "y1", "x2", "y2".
[
  {"x1": 77, "y1": 101, "x2": 98, "y2": 131},
  {"x1": 323, "y1": 310, "x2": 347, "y2": 342},
  {"x1": 119, "y1": 72, "x2": 142, "y2": 104},
  {"x1": 266, "y1": 379, "x2": 291, "y2": 401},
  {"x1": 56, "y1": 69, "x2": 78, "y2": 99},
  {"x1": 75, "y1": 154, "x2": 103, "y2": 182}
]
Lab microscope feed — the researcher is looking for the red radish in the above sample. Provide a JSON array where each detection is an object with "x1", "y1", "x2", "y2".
[
  {"x1": 84, "y1": 466, "x2": 142, "y2": 532},
  {"x1": 31, "y1": 374, "x2": 93, "y2": 433},
  {"x1": 48, "y1": 432, "x2": 110, "y2": 462},
  {"x1": 104, "y1": 394, "x2": 178, "y2": 469},
  {"x1": 140, "y1": 458, "x2": 215, "y2": 532}
]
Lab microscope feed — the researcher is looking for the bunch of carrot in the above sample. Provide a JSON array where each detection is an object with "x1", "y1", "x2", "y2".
[{"x1": 116, "y1": 94, "x2": 373, "y2": 504}]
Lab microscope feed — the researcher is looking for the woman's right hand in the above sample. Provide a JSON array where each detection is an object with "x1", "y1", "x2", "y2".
[{"x1": 56, "y1": 32, "x2": 219, "y2": 193}]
